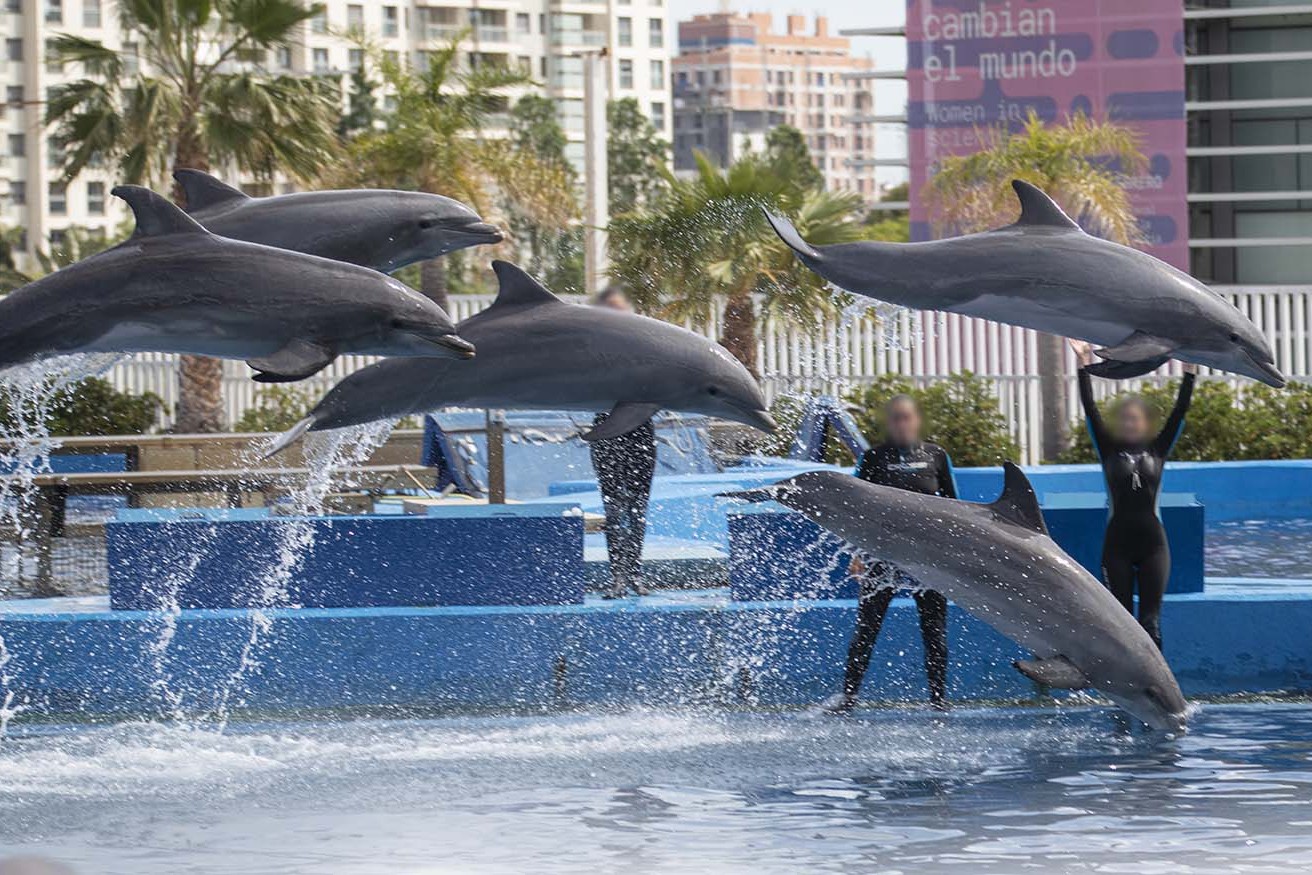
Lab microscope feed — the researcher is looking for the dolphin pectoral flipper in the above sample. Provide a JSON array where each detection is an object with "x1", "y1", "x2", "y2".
[
  {"x1": 1084, "y1": 356, "x2": 1172, "y2": 380},
  {"x1": 1095, "y1": 330, "x2": 1178, "y2": 363},
  {"x1": 1014, "y1": 656, "x2": 1091, "y2": 690},
  {"x1": 174, "y1": 169, "x2": 250, "y2": 212},
  {"x1": 763, "y1": 210, "x2": 821, "y2": 260},
  {"x1": 583, "y1": 402, "x2": 661, "y2": 441},
  {"x1": 248, "y1": 339, "x2": 336, "y2": 382}
]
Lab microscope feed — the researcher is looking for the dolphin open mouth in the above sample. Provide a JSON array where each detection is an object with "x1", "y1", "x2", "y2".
[{"x1": 1244, "y1": 349, "x2": 1286, "y2": 388}]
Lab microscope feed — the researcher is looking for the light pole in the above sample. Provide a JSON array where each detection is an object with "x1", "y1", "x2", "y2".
[{"x1": 580, "y1": 48, "x2": 610, "y2": 298}]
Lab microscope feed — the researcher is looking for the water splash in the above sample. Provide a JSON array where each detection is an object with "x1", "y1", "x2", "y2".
[
  {"x1": 206, "y1": 421, "x2": 395, "y2": 727},
  {"x1": 0, "y1": 632, "x2": 26, "y2": 737}
]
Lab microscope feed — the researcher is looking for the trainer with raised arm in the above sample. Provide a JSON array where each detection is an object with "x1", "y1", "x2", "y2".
[
  {"x1": 1070, "y1": 339, "x2": 1197, "y2": 651},
  {"x1": 824, "y1": 394, "x2": 957, "y2": 714}
]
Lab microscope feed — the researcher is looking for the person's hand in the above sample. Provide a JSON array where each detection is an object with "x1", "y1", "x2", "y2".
[
  {"x1": 1067, "y1": 338, "x2": 1095, "y2": 367},
  {"x1": 849, "y1": 555, "x2": 866, "y2": 578},
  {"x1": 1182, "y1": 361, "x2": 1198, "y2": 375}
]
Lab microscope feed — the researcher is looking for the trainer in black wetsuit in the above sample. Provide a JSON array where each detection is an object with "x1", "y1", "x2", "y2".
[
  {"x1": 825, "y1": 394, "x2": 957, "y2": 713},
  {"x1": 1075, "y1": 344, "x2": 1196, "y2": 650},
  {"x1": 589, "y1": 287, "x2": 659, "y2": 599}
]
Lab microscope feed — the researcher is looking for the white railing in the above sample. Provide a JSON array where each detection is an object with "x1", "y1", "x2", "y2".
[{"x1": 101, "y1": 287, "x2": 1312, "y2": 464}]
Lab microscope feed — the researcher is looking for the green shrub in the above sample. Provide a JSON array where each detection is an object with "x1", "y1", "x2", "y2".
[
  {"x1": 1058, "y1": 379, "x2": 1312, "y2": 462},
  {"x1": 234, "y1": 385, "x2": 317, "y2": 433},
  {"x1": 0, "y1": 377, "x2": 161, "y2": 435}
]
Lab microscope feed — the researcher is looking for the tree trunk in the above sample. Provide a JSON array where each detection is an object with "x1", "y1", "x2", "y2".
[
  {"x1": 170, "y1": 124, "x2": 227, "y2": 433},
  {"x1": 720, "y1": 292, "x2": 758, "y2": 377},
  {"x1": 1037, "y1": 332, "x2": 1070, "y2": 462},
  {"x1": 420, "y1": 258, "x2": 451, "y2": 312}
]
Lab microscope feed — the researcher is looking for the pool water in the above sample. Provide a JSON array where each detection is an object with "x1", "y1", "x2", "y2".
[
  {"x1": 1207, "y1": 518, "x2": 1312, "y2": 578},
  {"x1": 2, "y1": 703, "x2": 1311, "y2": 873}
]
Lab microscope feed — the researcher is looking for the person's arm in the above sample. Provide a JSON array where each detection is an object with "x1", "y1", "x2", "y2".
[
  {"x1": 937, "y1": 448, "x2": 959, "y2": 499},
  {"x1": 1068, "y1": 339, "x2": 1111, "y2": 455},
  {"x1": 1153, "y1": 367, "x2": 1197, "y2": 456},
  {"x1": 854, "y1": 448, "x2": 877, "y2": 483}
]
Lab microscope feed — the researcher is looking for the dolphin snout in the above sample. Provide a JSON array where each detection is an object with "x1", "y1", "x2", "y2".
[
  {"x1": 451, "y1": 220, "x2": 504, "y2": 245},
  {"x1": 1245, "y1": 350, "x2": 1286, "y2": 388},
  {"x1": 433, "y1": 334, "x2": 477, "y2": 359}
]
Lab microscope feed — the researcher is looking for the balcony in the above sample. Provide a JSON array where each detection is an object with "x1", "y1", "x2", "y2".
[
  {"x1": 550, "y1": 29, "x2": 606, "y2": 47},
  {"x1": 473, "y1": 25, "x2": 509, "y2": 42}
]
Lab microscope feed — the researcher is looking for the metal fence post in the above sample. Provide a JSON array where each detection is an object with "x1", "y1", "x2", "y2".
[{"x1": 486, "y1": 410, "x2": 507, "y2": 504}]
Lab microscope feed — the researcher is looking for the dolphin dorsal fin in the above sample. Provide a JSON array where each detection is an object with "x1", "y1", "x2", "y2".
[
  {"x1": 988, "y1": 462, "x2": 1049, "y2": 534},
  {"x1": 173, "y1": 168, "x2": 249, "y2": 212},
  {"x1": 1011, "y1": 179, "x2": 1081, "y2": 231},
  {"x1": 490, "y1": 260, "x2": 564, "y2": 308},
  {"x1": 113, "y1": 185, "x2": 210, "y2": 237}
]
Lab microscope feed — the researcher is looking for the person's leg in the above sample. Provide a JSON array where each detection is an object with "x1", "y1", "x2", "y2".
[
  {"x1": 835, "y1": 583, "x2": 895, "y2": 709},
  {"x1": 1101, "y1": 530, "x2": 1137, "y2": 617},
  {"x1": 622, "y1": 443, "x2": 658, "y2": 595},
  {"x1": 1136, "y1": 541, "x2": 1171, "y2": 651},
  {"x1": 591, "y1": 447, "x2": 629, "y2": 598},
  {"x1": 913, "y1": 588, "x2": 949, "y2": 710}
]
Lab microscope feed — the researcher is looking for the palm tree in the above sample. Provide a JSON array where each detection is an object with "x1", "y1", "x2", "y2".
[
  {"x1": 336, "y1": 40, "x2": 578, "y2": 310},
  {"x1": 46, "y1": 0, "x2": 342, "y2": 433},
  {"x1": 927, "y1": 112, "x2": 1147, "y2": 461},
  {"x1": 609, "y1": 152, "x2": 867, "y2": 375}
]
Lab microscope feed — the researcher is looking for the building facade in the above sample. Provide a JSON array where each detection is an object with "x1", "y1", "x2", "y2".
[
  {"x1": 1186, "y1": 3, "x2": 1312, "y2": 284},
  {"x1": 1, "y1": 0, "x2": 671, "y2": 265},
  {"x1": 671, "y1": 13, "x2": 877, "y2": 200}
]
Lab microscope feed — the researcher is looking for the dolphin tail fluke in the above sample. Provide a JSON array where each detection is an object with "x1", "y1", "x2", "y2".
[
  {"x1": 260, "y1": 416, "x2": 316, "y2": 459},
  {"x1": 763, "y1": 209, "x2": 821, "y2": 260}
]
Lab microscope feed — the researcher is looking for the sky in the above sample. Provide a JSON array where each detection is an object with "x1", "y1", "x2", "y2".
[{"x1": 666, "y1": 0, "x2": 910, "y2": 182}]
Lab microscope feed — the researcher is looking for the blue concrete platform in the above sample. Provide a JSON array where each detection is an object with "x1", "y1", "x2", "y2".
[{"x1": 1, "y1": 583, "x2": 1309, "y2": 719}]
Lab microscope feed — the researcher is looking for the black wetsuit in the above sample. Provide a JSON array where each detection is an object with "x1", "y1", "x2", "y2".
[
  {"x1": 842, "y1": 441, "x2": 957, "y2": 708},
  {"x1": 1079, "y1": 370, "x2": 1195, "y2": 649},
  {"x1": 589, "y1": 414, "x2": 658, "y2": 595}
]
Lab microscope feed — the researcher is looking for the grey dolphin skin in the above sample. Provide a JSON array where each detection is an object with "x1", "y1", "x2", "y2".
[
  {"x1": 0, "y1": 186, "x2": 474, "y2": 380},
  {"x1": 175, "y1": 169, "x2": 503, "y2": 273},
  {"x1": 722, "y1": 465, "x2": 1189, "y2": 732},
  {"x1": 265, "y1": 260, "x2": 777, "y2": 456},
  {"x1": 766, "y1": 180, "x2": 1284, "y2": 387}
]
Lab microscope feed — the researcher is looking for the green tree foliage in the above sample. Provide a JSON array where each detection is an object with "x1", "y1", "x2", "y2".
[
  {"x1": 609, "y1": 152, "x2": 866, "y2": 374},
  {"x1": 845, "y1": 373, "x2": 1021, "y2": 467},
  {"x1": 509, "y1": 94, "x2": 583, "y2": 292},
  {"x1": 338, "y1": 66, "x2": 380, "y2": 140},
  {"x1": 234, "y1": 385, "x2": 317, "y2": 433},
  {"x1": 338, "y1": 39, "x2": 576, "y2": 309},
  {"x1": 1059, "y1": 379, "x2": 1312, "y2": 463},
  {"x1": 0, "y1": 378, "x2": 161, "y2": 436},
  {"x1": 764, "y1": 125, "x2": 823, "y2": 191},
  {"x1": 865, "y1": 181, "x2": 910, "y2": 242},
  {"x1": 607, "y1": 97, "x2": 670, "y2": 215}
]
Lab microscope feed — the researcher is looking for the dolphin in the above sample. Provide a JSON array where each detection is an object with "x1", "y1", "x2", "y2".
[
  {"x1": 721, "y1": 465, "x2": 1189, "y2": 732},
  {"x1": 766, "y1": 180, "x2": 1284, "y2": 387},
  {"x1": 264, "y1": 260, "x2": 777, "y2": 456},
  {"x1": 0, "y1": 186, "x2": 475, "y2": 380},
  {"x1": 174, "y1": 169, "x2": 504, "y2": 273}
]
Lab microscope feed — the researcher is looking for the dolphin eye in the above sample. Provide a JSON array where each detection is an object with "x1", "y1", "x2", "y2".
[
  {"x1": 418, "y1": 218, "x2": 438, "y2": 230},
  {"x1": 1229, "y1": 332, "x2": 1240, "y2": 343},
  {"x1": 706, "y1": 386, "x2": 719, "y2": 396}
]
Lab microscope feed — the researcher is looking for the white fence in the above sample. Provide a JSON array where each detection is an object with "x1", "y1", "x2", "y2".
[{"x1": 102, "y1": 286, "x2": 1312, "y2": 464}]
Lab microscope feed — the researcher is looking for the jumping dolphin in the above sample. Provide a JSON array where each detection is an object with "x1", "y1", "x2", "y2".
[
  {"x1": 0, "y1": 186, "x2": 475, "y2": 380},
  {"x1": 264, "y1": 260, "x2": 777, "y2": 456},
  {"x1": 766, "y1": 180, "x2": 1284, "y2": 387},
  {"x1": 175, "y1": 169, "x2": 504, "y2": 273},
  {"x1": 721, "y1": 465, "x2": 1189, "y2": 731}
]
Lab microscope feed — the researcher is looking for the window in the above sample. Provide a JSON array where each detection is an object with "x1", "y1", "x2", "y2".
[
  {"x1": 383, "y1": 6, "x2": 398, "y2": 37},
  {"x1": 651, "y1": 100, "x2": 665, "y2": 129},
  {"x1": 517, "y1": 55, "x2": 531, "y2": 74},
  {"x1": 649, "y1": 18, "x2": 663, "y2": 48},
  {"x1": 47, "y1": 136, "x2": 62, "y2": 169},
  {"x1": 349, "y1": 48, "x2": 363, "y2": 71},
  {"x1": 6, "y1": 133, "x2": 22, "y2": 156},
  {"x1": 310, "y1": 8, "x2": 327, "y2": 33},
  {"x1": 6, "y1": 86, "x2": 22, "y2": 105},
  {"x1": 650, "y1": 59, "x2": 664, "y2": 89},
  {"x1": 515, "y1": 12, "x2": 530, "y2": 33},
  {"x1": 383, "y1": 50, "x2": 398, "y2": 67},
  {"x1": 313, "y1": 48, "x2": 329, "y2": 73},
  {"x1": 275, "y1": 46, "x2": 291, "y2": 69},
  {"x1": 49, "y1": 183, "x2": 66, "y2": 215},
  {"x1": 617, "y1": 17, "x2": 631, "y2": 47},
  {"x1": 49, "y1": 229, "x2": 66, "y2": 250},
  {"x1": 618, "y1": 58, "x2": 633, "y2": 89},
  {"x1": 346, "y1": 4, "x2": 363, "y2": 29},
  {"x1": 122, "y1": 42, "x2": 139, "y2": 74},
  {"x1": 86, "y1": 181, "x2": 104, "y2": 214},
  {"x1": 44, "y1": 0, "x2": 60, "y2": 24},
  {"x1": 6, "y1": 39, "x2": 21, "y2": 62},
  {"x1": 82, "y1": 0, "x2": 100, "y2": 27},
  {"x1": 3, "y1": 0, "x2": 18, "y2": 12},
  {"x1": 8, "y1": 180, "x2": 24, "y2": 206}
]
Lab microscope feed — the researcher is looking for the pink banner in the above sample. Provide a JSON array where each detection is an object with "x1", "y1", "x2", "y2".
[{"x1": 906, "y1": 0, "x2": 1188, "y2": 268}]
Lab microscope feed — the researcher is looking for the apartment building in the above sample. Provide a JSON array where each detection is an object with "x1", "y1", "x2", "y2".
[
  {"x1": 0, "y1": 0, "x2": 671, "y2": 265},
  {"x1": 671, "y1": 13, "x2": 877, "y2": 200}
]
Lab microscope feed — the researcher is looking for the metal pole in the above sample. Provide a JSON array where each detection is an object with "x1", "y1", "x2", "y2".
[
  {"x1": 582, "y1": 49, "x2": 610, "y2": 297},
  {"x1": 485, "y1": 410, "x2": 506, "y2": 504}
]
